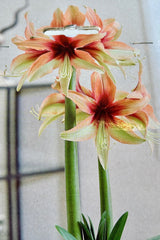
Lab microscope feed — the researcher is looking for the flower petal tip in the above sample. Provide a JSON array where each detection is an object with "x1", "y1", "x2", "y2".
[
  {"x1": 60, "y1": 131, "x2": 67, "y2": 140},
  {"x1": 16, "y1": 85, "x2": 21, "y2": 92},
  {"x1": 38, "y1": 128, "x2": 43, "y2": 136}
]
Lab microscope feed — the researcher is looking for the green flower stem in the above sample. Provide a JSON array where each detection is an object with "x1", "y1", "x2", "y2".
[
  {"x1": 98, "y1": 159, "x2": 113, "y2": 237},
  {"x1": 65, "y1": 67, "x2": 81, "y2": 240}
]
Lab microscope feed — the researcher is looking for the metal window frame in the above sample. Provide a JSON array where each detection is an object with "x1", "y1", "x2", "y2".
[{"x1": 0, "y1": 84, "x2": 65, "y2": 240}]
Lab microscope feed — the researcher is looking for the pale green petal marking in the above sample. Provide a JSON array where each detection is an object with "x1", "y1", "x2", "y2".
[
  {"x1": 28, "y1": 59, "x2": 59, "y2": 82},
  {"x1": 39, "y1": 103, "x2": 65, "y2": 119},
  {"x1": 59, "y1": 55, "x2": 73, "y2": 95},
  {"x1": 95, "y1": 121, "x2": 110, "y2": 169},
  {"x1": 109, "y1": 123, "x2": 146, "y2": 144},
  {"x1": 17, "y1": 72, "x2": 28, "y2": 91},
  {"x1": 61, "y1": 117, "x2": 96, "y2": 141},
  {"x1": 39, "y1": 112, "x2": 64, "y2": 136},
  {"x1": 76, "y1": 110, "x2": 90, "y2": 123}
]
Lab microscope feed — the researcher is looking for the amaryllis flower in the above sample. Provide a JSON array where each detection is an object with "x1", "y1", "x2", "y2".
[
  {"x1": 11, "y1": 6, "x2": 106, "y2": 93},
  {"x1": 61, "y1": 71, "x2": 150, "y2": 169},
  {"x1": 86, "y1": 7, "x2": 138, "y2": 66},
  {"x1": 38, "y1": 82, "x2": 65, "y2": 136},
  {"x1": 38, "y1": 79, "x2": 89, "y2": 135},
  {"x1": 127, "y1": 61, "x2": 160, "y2": 144}
]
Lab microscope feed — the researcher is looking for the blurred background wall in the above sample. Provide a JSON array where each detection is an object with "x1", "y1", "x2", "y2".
[{"x1": 0, "y1": 0, "x2": 160, "y2": 239}]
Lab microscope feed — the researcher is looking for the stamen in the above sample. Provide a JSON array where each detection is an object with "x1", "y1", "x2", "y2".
[
  {"x1": 0, "y1": 67, "x2": 22, "y2": 78},
  {"x1": 147, "y1": 130, "x2": 160, "y2": 144},
  {"x1": 30, "y1": 106, "x2": 40, "y2": 120}
]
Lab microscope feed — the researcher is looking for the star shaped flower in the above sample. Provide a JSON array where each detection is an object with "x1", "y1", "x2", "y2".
[
  {"x1": 61, "y1": 71, "x2": 150, "y2": 169},
  {"x1": 86, "y1": 7, "x2": 138, "y2": 67},
  {"x1": 38, "y1": 76, "x2": 89, "y2": 135},
  {"x1": 11, "y1": 6, "x2": 106, "y2": 94}
]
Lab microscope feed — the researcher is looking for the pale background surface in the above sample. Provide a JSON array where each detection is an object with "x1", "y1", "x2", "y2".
[{"x1": 0, "y1": 0, "x2": 160, "y2": 239}]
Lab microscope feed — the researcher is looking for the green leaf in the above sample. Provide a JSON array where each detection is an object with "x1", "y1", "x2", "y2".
[
  {"x1": 97, "y1": 211, "x2": 107, "y2": 230},
  {"x1": 81, "y1": 214, "x2": 95, "y2": 240},
  {"x1": 147, "y1": 235, "x2": 160, "y2": 240},
  {"x1": 88, "y1": 217, "x2": 96, "y2": 239},
  {"x1": 55, "y1": 226, "x2": 77, "y2": 240},
  {"x1": 108, "y1": 212, "x2": 128, "y2": 240},
  {"x1": 82, "y1": 214, "x2": 90, "y2": 231},
  {"x1": 79, "y1": 221, "x2": 94, "y2": 240},
  {"x1": 96, "y1": 213, "x2": 108, "y2": 240},
  {"x1": 96, "y1": 218, "x2": 107, "y2": 240}
]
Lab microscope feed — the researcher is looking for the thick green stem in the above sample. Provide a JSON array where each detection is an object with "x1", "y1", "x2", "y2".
[
  {"x1": 98, "y1": 159, "x2": 113, "y2": 237},
  {"x1": 65, "y1": 67, "x2": 81, "y2": 240}
]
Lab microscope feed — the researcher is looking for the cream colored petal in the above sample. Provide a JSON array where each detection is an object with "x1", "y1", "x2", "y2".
[
  {"x1": 39, "y1": 112, "x2": 64, "y2": 136},
  {"x1": 108, "y1": 119, "x2": 145, "y2": 144},
  {"x1": 61, "y1": 116, "x2": 96, "y2": 141},
  {"x1": 68, "y1": 90, "x2": 96, "y2": 114},
  {"x1": 95, "y1": 121, "x2": 110, "y2": 169},
  {"x1": 59, "y1": 55, "x2": 73, "y2": 95},
  {"x1": 65, "y1": 5, "x2": 85, "y2": 26}
]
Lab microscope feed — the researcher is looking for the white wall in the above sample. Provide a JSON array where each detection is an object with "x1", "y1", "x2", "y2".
[{"x1": 0, "y1": 0, "x2": 160, "y2": 239}]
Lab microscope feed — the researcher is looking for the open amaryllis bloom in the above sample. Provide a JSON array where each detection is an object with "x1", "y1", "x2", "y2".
[
  {"x1": 128, "y1": 61, "x2": 160, "y2": 144},
  {"x1": 10, "y1": 5, "x2": 109, "y2": 94},
  {"x1": 61, "y1": 71, "x2": 152, "y2": 169},
  {"x1": 86, "y1": 7, "x2": 138, "y2": 66},
  {"x1": 38, "y1": 78, "x2": 89, "y2": 135},
  {"x1": 38, "y1": 82, "x2": 65, "y2": 136}
]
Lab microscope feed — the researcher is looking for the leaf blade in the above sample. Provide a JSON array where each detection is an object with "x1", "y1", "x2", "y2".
[
  {"x1": 56, "y1": 226, "x2": 77, "y2": 240},
  {"x1": 108, "y1": 212, "x2": 128, "y2": 240},
  {"x1": 79, "y1": 221, "x2": 93, "y2": 240},
  {"x1": 147, "y1": 235, "x2": 160, "y2": 240}
]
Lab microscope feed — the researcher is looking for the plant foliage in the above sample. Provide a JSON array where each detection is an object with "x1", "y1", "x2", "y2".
[{"x1": 56, "y1": 211, "x2": 128, "y2": 240}]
